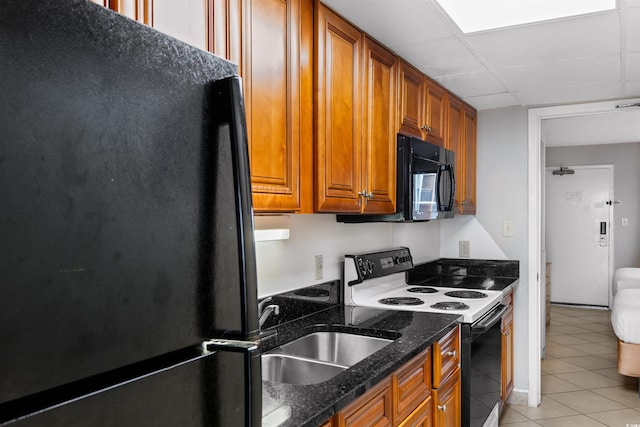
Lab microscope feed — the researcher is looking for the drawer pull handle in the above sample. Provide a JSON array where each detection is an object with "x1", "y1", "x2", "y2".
[
  {"x1": 446, "y1": 350, "x2": 456, "y2": 358},
  {"x1": 437, "y1": 404, "x2": 447, "y2": 412}
]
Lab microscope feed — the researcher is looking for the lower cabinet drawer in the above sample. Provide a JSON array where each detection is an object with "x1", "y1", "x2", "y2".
[{"x1": 433, "y1": 326, "x2": 460, "y2": 388}]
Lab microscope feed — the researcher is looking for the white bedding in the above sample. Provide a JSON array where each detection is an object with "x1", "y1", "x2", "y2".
[
  {"x1": 613, "y1": 268, "x2": 640, "y2": 295},
  {"x1": 611, "y1": 288, "x2": 640, "y2": 344}
]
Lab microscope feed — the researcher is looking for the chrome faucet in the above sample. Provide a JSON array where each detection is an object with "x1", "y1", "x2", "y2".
[{"x1": 258, "y1": 297, "x2": 280, "y2": 328}]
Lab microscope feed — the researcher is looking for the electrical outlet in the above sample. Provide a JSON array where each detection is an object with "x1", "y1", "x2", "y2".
[
  {"x1": 315, "y1": 255, "x2": 323, "y2": 280},
  {"x1": 459, "y1": 241, "x2": 470, "y2": 258}
]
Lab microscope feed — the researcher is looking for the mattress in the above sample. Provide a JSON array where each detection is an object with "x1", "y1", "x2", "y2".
[
  {"x1": 611, "y1": 288, "x2": 640, "y2": 344},
  {"x1": 612, "y1": 268, "x2": 640, "y2": 295}
]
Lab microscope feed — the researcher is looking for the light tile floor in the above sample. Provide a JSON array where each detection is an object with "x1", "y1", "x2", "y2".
[{"x1": 500, "y1": 304, "x2": 640, "y2": 426}]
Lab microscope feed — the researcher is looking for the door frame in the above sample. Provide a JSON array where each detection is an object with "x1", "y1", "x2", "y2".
[
  {"x1": 527, "y1": 97, "x2": 640, "y2": 408},
  {"x1": 544, "y1": 164, "x2": 615, "y2": 307}
]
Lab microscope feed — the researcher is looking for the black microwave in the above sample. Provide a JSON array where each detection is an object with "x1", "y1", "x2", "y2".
[{"x1": 337, "y1": 134, "x2": 455, "y2": 223}]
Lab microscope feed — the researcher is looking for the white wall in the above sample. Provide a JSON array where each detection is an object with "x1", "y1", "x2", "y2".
[
  {"x1": 477, "y1": 107, "x2": 530, "y2": 395},
  {"x1": 440, "y1": 216, "x2": 507, "y2": 259},
  {"x1": 546, "y1": 142, "x2": 640, "y2": 270},
  {"x1": 255, "y1": 214, "x2": 441, "y2": 297}
]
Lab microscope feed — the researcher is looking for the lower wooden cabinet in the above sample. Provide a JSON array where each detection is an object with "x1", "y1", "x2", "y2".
[
  {"x1": 336, "y1": 377, "x2": 393, "y2": 427},
  {"x1": 398, "y1": 398, "x2": 432, "y2": 427},
  {"x1": 432, "y1": 368, "x2": 461, "y2": 427},
  {"x1": 393, "y1": 348, "x2": 431, "y2": 424},
  {"x1": 501, "y1": 290, "x2": 514, "y2": 404},
  {"x1": 324, "y1": 326, "x2": 461, "y2": 427}
]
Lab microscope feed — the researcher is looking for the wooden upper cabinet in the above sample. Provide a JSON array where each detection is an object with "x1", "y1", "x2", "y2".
[
  {"x1": 362, "y1": 37, "x2": 397, "y2": 214},
  {"x1": 206, "y1": 0, "x2": 242, "y2": 64},
  {"x1": 102, "y1": 0, "x2": 153, "y2": 25},
  {"x1": 315, "y1": 1, "x2": 363, "y2": 213},
  {"x1": 242, "y1": 0, "x2": 313, "y2": 212},
  {"x1": 461, "y1": 105, "x2": 477, "y2": 214},
  {"x1": 398, "y1": 60, "x2": 425, "y2": 139},
  {"x1": 446, "y1": 95, "x2": 464, "y2": 214},
  {"x1": 398, "y1": 61, "x2": 448, "y2": 146},
  {"x1": 447, "y1": 95, "x2": 476, "y2": 214},
  {"x1": 424, "y1": 79, "x2": 447, "y2": 146}
]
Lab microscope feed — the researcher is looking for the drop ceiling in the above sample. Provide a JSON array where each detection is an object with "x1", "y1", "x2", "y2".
[{"x1": 321, "y1": 0, "x2": 640, "y2": 111}]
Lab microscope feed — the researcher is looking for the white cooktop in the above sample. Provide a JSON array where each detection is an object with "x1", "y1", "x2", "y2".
[{"x1": 345, "y1": 272, "x2": 503, "y2": 324}]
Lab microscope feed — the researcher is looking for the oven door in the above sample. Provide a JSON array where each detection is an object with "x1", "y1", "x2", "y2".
[{"x1": 461, "y1": 304, "x2": 508, "y2": 427}]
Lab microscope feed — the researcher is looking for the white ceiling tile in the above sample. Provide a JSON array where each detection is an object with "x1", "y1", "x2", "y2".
[
  {"x1": 500, "y1": 56, "x2": 620, "y2": 91},
  {"x1": 467, "y1": 12, "x2": 620, "y2": 68},
  {"x1": 462, "y1": 92, "x2": 520, "y2": 110},
  {"x1": 434, "y1": 71, "x2": 506, "y2": 98},
  {"x1": 516, "y1": 82, "x2": 623, "y2": 105},
  {"x1": 394, "y1": 38, "x2": 486, "y2": 77},
  {"x1": 321, "y1": 0, "x2": 453, "y2": 47},
  {"x1": 627, "y1": 52, "x2": 640, "y2": 80},
  {"x1": 627, "y1": 7, "x2": 640, "y2": 52}
]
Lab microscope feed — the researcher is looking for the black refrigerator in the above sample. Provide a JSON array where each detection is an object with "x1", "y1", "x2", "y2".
[{"x1": 0, "y1": 1, "x2": 261, "y2": 425}]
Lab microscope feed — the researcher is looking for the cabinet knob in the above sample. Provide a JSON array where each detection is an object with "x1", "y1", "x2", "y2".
[
  {"x1": 421, "y1": 124, "x2": 433, "y2": 133},
  {"x1": 446, "y1": 350, "x2": 457, "y2": 359},
  {"x1": 437, "y1": 404, "x2": 447, "y2": 412}
]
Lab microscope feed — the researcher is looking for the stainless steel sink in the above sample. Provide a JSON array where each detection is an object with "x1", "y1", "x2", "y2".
[
  {"x1": 261, "y1": 331, "x2": 394, "y2": 385},
  {"x1": 261, "y1": 354, "x2": 346, "y2": 385},
  {"x1": 278, "y1": 332, "x2": 393, "y2": 367}
]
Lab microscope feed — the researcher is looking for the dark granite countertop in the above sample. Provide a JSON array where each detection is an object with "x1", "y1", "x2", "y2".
[
  {"x1": 408, "y1": 258, "x2": 520, "y2": 291},
  {"x1": 260, "y1": 292, "x2": 460, "y2": 427}
]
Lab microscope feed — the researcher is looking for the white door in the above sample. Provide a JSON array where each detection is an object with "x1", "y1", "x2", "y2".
[{"x1": 545, "y1": 166, "x2": 612, "y2": 307}]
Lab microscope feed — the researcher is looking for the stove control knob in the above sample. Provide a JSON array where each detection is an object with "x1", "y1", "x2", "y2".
[{"x1": 361, "y1": 260, "x2": 373, "y2": 274}]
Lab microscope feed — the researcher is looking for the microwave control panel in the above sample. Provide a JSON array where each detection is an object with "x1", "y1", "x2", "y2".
[{"x1": 345, "y1": 247, "x2": 413, "y2": 285}]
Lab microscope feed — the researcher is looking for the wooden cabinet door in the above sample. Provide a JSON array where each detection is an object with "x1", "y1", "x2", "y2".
[
  {"x1": 103, "y1": 0, "x2": 153, "y2": 25},
  {"x1": 424, "y1": 79, "x2": 447, "y2": 146},
  {"x1": 398, "y1": 398, "x2": 432, "y2": 427},
  {"x1": 460, "y1": 104, "x2": 477, "y2": 214},
  {"x1": 392, "y1": 348, "x2": 431, "y2": 424},
  {"x1": 315, "y1": 1, "x2": 363, "y2": 212},
  {"x1": 446, "y1": 95, "x2": 465, "y2": 214},
  {"x1": 243, "y1": 0, "x2": 313, "y2": 212},
  {"x1": 362, "y1": 37, "x2": 397, "y2": 214},
  {"x1": 207, "y1": 0, "x2": 242, "y2": 64},
  {"x1": 432, "y1": 326, "x2": 460, "y2": 389},
  {"x1": 501, "y1": 303, "x2": 514, "y2": 403},
  {"x1": 337, "y1": 377, "x2": 393, "y2": 427},
  {"x1": 432, "y1": 368, "x2": 461, "y2": 427},
  {"x1": 398, "y1": 60, "x2": 425, "y2": 139}
]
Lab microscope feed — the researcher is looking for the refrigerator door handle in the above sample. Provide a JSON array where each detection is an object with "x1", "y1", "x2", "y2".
[{"x1": 202, "y1": 338, "x2": 259, "y2": 353}]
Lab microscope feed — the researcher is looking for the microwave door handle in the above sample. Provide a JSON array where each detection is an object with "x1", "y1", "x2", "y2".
[
  {"x1": 447, "y1": 165, "x2": 455, "y2": 211},
  {"x1": 436, "y1": 165, "x2": 445, "y2": 210}
]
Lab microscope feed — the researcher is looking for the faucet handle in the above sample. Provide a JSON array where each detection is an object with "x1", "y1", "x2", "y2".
[{"x1": 258, "y1": 296, "x2": 273, "y2": 314}]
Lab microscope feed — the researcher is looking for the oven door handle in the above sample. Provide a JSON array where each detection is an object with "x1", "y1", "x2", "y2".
[{"x1": 471, "y1": 303, "x2": 508, "y2": 335}]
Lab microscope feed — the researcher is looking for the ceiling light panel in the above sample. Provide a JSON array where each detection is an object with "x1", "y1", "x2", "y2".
[
  {"x1": 466, "y1": 12, "x2": 620, "y2": 68},
  {"x1": 436, "y1": 0, "x2": 616, "y2": 33}
]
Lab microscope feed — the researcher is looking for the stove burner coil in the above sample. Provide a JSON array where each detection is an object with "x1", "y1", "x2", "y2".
[
  {"x1": 378, "y1": 297, "x2": 425, "y2": 306},
  {"x1": 430, "y1": 301, "x2": 470, "y2": 310},
  {"x1": 406, "y1": 287, "x2": 439, "y2": 294},
  {"x1": 444, "y1": 290, "x2": 488, "y2": 299}
]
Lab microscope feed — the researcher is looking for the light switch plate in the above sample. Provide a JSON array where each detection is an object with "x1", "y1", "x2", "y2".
[
  {"x1": 459, "y1": 241, "x2": 470, "y2": 258},
  {"x1": 502, "y1": 219, "x2": 515, "y2": 237}
]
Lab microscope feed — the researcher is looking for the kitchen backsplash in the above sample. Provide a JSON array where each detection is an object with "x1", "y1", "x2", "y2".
[{"x1": 255, "y1": 214, "x2": 509, "y2": 298}]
